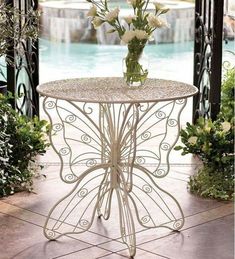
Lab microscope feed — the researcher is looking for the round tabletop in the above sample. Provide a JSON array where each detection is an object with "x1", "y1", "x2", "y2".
[{"x1": 37, "y1": 77, "x2": 198, "y2": 103}]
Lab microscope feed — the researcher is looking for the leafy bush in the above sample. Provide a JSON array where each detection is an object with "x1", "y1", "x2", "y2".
[
  {"x1": 218, "y1": 67, "x2": 235, "y2": 122},
  {"x1": 175, "y1": 67, "x2": 235, "y2": 201},
  {"x1": 176, "y1": 118, "x2": 234, "y2": 172},
  {"x1": 0, "y1": 94, "x2": 50, "y2": 196},
  {"x1": 189, "y1": 166, "x2": 234, "y2": 201}
]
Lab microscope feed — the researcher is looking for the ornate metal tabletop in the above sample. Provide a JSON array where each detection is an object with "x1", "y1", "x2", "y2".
[
  {"x1": 37, "y1": 77, "x2": 198, "y2": 103},
  {"x1": 37, "y1": 78, "x2": 198, "y2": 258}
]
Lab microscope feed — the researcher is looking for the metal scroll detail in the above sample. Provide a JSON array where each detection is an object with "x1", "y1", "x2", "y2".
[
  {"x1": 43, "y1": 98, "x2": 186, "y2": 257},
  {"x1": 15, "y1": 38, "x2": 39, "y2": 116},
  {"x1": 193, "y1": 0, "x2": 224, "y2": 122},
  {"x1": 16, "y1": 0, "x2": 39, "y2": 116},
  {"x1": 2, "y1": 0, "x2": 39, "y2": 117}
]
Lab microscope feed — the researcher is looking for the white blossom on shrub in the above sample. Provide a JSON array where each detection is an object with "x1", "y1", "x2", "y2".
[
  {"x1": 188, "y1": 136, "x2": 198, "y2": 145},
  {"x1": 221, "y1": 121, "x2": 231, "y2": 132}
]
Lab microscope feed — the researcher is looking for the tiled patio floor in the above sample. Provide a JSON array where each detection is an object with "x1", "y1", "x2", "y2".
[{"x1": 0, "y1": 153, "x2": 234, "y2": 259}]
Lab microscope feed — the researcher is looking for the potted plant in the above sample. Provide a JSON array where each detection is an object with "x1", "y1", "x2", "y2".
[{"x1": 0, "y1": 1, "x2": 40, "y2": 94}]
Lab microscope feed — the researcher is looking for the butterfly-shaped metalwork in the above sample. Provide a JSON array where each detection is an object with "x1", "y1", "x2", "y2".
[{"x1": 43, "y1": 98, "x2": 186, "y2": 257}]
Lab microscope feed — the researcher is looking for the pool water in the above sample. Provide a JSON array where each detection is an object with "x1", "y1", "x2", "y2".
[{"x1": 39, "y1": 39, "x2": 234, "y2": 84}]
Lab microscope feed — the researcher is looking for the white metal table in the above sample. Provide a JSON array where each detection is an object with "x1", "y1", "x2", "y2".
[{"x1": 37, "y1": 77, "x2": 198, "y2": 258}]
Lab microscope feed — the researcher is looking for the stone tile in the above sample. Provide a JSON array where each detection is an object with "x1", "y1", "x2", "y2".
[
  {"x1": 0, "y1": 201, "x2": 45, "y2": 227},
  {"x1": 1, "y1": 147, "x2": 232, "y2": 259},
  {"x1": 98, "y1": 240, "x2": 126, "y2": 253},
  {"x1": 91, "y1": 177, "x2": 224, "y2": 240},
  {"x1": 183, "y1": 203, "x2": 234, "y2": 229},
  {"x1": 2, "y1": 173, "x2": 227, "y2": 243},
  {"x1": 134, "y1": 228, "x2": 171, "y2": 245},
  {"x1": 0, "y1": 201, "x2": 111, "y2": 246},
  {"x1": 112, "y1": 203, "x2": 233, "y2": 247},
  {"x1": 54, "y1": 246, "x2": 110, "y2": 259},
  {"x1": 0, "y1": 213, "x2": 90, "y2": 259},
  {"x1": 118, "y1": 248, "x2": 169, "y2": 258},
  {"x1": 153, "y1": 177, "x2": 226, "y2": 217},
  {"x1": 88, "y1": 194, "x2": 145, "y2": 240},
  {"x1": 1, "y1": 178, "x2": 74, "y2": 215},
  {"x1": 138, "y1": 214, "x2": 234, "y2": 259},
  {"x1": 97, "y1": 253, "x2": 128, "y2": 259}
]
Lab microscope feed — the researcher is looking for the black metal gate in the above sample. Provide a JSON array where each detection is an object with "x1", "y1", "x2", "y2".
[
  {"x1": 1, "y1": 0, "x2": 39, "y2": 117},
  {"x1": 193, "y1": 0, "x2": 224, "y2": 122}
]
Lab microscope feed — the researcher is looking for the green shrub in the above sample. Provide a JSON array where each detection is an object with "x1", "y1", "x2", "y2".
[
  {"x1": 0, "y1": 94, "x2": 50, "y2": 196},
  {"x1": 219, "y1": 67, "x2": 235, "y2": 122},
  {"x1": 189, "y1": 166, "x2": 234, "y2": 201},
  {"x1": 175, "y1": 67, "x2": 235, "y2": 201}
]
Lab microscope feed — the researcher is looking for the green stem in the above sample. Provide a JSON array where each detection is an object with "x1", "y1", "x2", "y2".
[{"x1": 124, "y1": 43, "x2": 148, "y2": 86}]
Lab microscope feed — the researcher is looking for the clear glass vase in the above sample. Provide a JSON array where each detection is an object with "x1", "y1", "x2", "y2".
[{"x1": 123, "y1": 49, "x2": 148, "y2": 88}]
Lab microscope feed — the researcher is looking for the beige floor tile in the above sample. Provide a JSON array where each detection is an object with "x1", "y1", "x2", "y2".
[
  {"x1": 118, "y1": 248, "x2": 168, "y2": 258},
  {"x1": 54, "y1": 246, "x2": 110, "y2": 259},
  {"x1": 98, "y1": 240, "x2": 126, "y2": 253},
  {"x1": 138, "y1": 215, "x2": 234, "y2": 259},
  {"x1": 0, "y1": 213, "x2": 90, "y2": 259},
  {"x1": 0, "y1": 201, "x2": 112, "y2": 246},
  {"x1": 183, "y1": 203, "x2": 234, "y2": 229},
  {"x1": 98, "y1": 253, "x2": 128, "y2": 259},
  {"x1": 68, "y1": 232, "x2": 112, "y2": 246},
  {"x1": 0, "y1": 201, "x2": 45, "y2": 226},
  {"x1": 111, "y1": 203, "x2": 233, "y2": 247},
  {"x1": 1, "y1": 179, "x2": 74, "y2": 215}
]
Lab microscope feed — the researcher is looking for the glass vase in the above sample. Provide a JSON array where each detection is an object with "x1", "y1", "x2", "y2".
[{"x1": 123, "y1": 49, "x2": 148, "y2": 88}]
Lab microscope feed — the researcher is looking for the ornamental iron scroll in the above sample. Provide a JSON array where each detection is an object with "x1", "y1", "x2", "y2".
[
  {"x1": 42, "y1": 99, "x2": 186, "y2": 257},
  {"x1": 2, "y1": 0, "x2": 39, "y2": 117},
  {"x1": 193, "y1": 0, "x2": 224, "y2": 122}
]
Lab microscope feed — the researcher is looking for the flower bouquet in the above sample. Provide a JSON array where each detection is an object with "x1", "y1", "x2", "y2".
[{"x1": 86, "y1": 0, "x2": 169, "y2": 88}]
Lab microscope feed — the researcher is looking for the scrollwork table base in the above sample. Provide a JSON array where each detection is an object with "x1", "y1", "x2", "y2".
[{"x1": 37, "y1": 78, "x2": 198, "y2": 258}]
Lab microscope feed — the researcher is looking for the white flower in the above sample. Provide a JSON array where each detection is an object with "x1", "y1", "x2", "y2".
[
  {"x1": 124, "y1": 15, "x2": 136, "y2": 25},
  {"x1": 105, "y1": 8, "x2": 120, "y2": 22},
  {"x1": 92, "y1": 17, "x2": 103, "y2": 29},
  {"x1": 221, "y1": 121, "x2": 231, "y2": 132},
  {"x1": 153, "y1": 2, "x2": 170, "y2": 14},
  {"x1": 188, "y1": 136, "x2": 198, "y2": 145},
  {"x1": 87, "y1": 5, "x2": 97, "y2": 17},
  {"x1": 147, "y1": 14, "x2": 168, "y2": 28},
  {"x1": 127, "y1": 0, "x2": 137, "y2": 8},
  {"x1": 204, "y1": 122, "x2": 211, "y2": 132},
  {"x1": 121, "y1": 30, "x2": 136, "y2": 43},
  {"x1": 134, "y1": 29, "x2": 149, "y2": 40}
]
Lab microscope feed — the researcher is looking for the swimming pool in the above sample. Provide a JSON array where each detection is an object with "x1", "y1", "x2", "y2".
[
  {"x1": 39, "y1": 39, "x2": 234, "y2": 84},
  {"x1": 39, "y1": 40, "x2": 194, "y2": 83}
]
